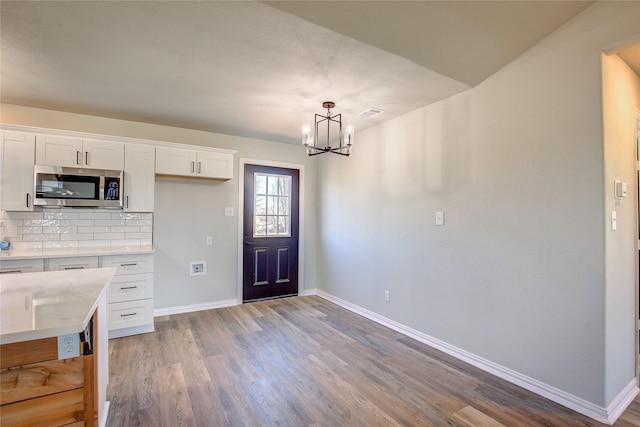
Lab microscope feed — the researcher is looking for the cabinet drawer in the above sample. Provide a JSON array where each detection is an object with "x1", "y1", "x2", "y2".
[
  {"x1": 108, "y1": 299, "x2": 153, "y2": 330},
  {"x1": 47, "y1": 256, "x2": 99, "y2": 271},
  {"x1": 103, "y1": 254, "x2": 153, "y2": 275},
  {"x1": 108, "y1": 273, "x2": 153, "y2": 303},
  {"x1": 0, "y1": 259, "x2": 44, "y2": 274}
]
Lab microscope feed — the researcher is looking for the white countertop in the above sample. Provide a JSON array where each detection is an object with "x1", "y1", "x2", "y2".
[
  {"x1": 0, "y1": 245, "x2": 155, "y2": 260},
  {"x1": 0, "y1": 267, "x2": 116, "y2": 344}
]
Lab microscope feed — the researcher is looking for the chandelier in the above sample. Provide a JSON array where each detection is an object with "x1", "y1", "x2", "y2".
[{"x1": 302, "y1": 102, "x2": 354, "y2": 156}]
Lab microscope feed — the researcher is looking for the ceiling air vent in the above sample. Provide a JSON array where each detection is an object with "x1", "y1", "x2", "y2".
[{"x1": 358, "y1": 107, "x2": 385, "y2": 120}]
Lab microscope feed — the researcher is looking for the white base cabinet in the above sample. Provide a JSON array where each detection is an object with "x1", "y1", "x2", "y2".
[
  {"x1": 0, "y1": 258, "x2": 44, "y2": 274},
  {"x1": 0, "y1": 253, "x2": 155, "y2": 339},
  {"x1": 102, "y1": 253, "x2": 154, "y2": 338}
]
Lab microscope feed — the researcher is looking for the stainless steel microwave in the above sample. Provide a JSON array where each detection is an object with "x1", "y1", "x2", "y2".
[{"x1": 34, "y1": 165, "x2": 123, "y2": 208}]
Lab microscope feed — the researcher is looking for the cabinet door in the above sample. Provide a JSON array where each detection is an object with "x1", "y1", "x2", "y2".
[
  {"x1": 83, "y1": 139, "x2": 124, "y2": 170},
  {"x1": 35, "y1": 135, "x2": 83, "y2": 167},
  {"x1": 1, "y1": 131, "x2": 36, "y2": 211},
  {"x1": 196, "y1": 151, "x2": 233, "y2": 180},
  {"x1": 155, "y1": 147, "x2": 196, "y2": 177},
  {"x1": 124, "y1": 144, "x2": 155, "y2": 212}
]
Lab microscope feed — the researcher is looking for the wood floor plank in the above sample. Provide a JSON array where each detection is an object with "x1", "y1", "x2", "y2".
[{"x1": 106, "y1": 295, "x2": 640, "y2": 426}]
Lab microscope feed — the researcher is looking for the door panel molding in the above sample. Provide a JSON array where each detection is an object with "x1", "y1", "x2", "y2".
[{"x1": 237, "y1": 158, "x2": 305, "y2": 303}]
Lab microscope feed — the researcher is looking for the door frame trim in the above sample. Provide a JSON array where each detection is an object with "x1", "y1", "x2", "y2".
[{"x1": 237, "y1": 158, "x2": 305, "y2": 303}]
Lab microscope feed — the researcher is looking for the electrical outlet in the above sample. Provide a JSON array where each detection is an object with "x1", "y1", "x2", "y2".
[
  {"x1": 384, "y1": 290, "x2": 390, "y2": 302},
  {"x1": 206, "y1": 236, "x2": 212, "y2": 246},
  {"x1": 57, "y1": 333, "x2": 80, "y2": 359},
  {"x1": 190, "y1": 261, "x2": 207, "y2": 276},
  {"x1": 224, "y1": 207, "x2": 234, "y2": 217}
]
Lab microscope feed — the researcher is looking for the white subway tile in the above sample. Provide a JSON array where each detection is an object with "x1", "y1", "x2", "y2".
[
  {"x1": 140, "y1": 226, "x2": 153, "y2": 233},
  {"x1": 24, "y1": 219, "x2": 60, "y2": 227},
  {"x1": 3, "y1": 225, "x2": 19, "y2": 237},
  {"x1": 111, "y1": 226, "x2": 140, "y2": 233},
  {"x1": 125, "y1": 219, "x2": 153, "y2": 226},
  {"x1": 60, "y1": 219, "x2": 94, "y2": 226},
  {"x1": 4, "y1": 212, "x2": 43, "y2": 220},
  {"x1": 140, "y1": 238, "x2": 153, "y2": 246},
  {"x1": 60, "y1": 234, "x2": 94, "y2": 241},
  {"x1": 3, "y1": 219, "x2": 23, "y2": 228},
  {"x1": 78, "y1": 226, "x2": 110, "y2": 234},
  {"x1": 78, "y1": 240, "x2": 110, "y2": 248},
  {"x1": 23, "y1": 234, "x2": 60, "y2": 242},
  {"x1": 95, "y1": 219, "x2": 126, "y2": 227},
  {"x1": 43, "y1": 241, "x2": 79, "y2": 249},
  {"x1": 9, "y1": 241, "x2": 42, "y2": 251},
  {"x1": 43, "y1": 211, "x2": 79, "y2": 220},
  {"x1": 18, "y1": 226, "x2": 42, "y2": 234},
  {"x1": 43, "y1": 226, "x2": 78, "y2": 234},
  {"x1": 125, "y1": 232, "x2": 153, "y2": 239},
  {"x1": 94, "y1": 232, "x2": 125, "y2": 240},
  {"x1": 110, "y1": 239, "x2": 141, "y2": 247},
  {"x1": 78, "y1": 212, "x2": 112, "y2": 220}
]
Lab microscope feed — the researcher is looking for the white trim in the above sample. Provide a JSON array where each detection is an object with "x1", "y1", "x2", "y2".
[
  {"x1": 153, "y1": 299, "x2": 238, "y2": 317},
  {"x1": 315, "y1": 290, "x2": 639, "y2": 425},
  {"x1": 237, "y1": 158, "x2": 305, "y2": 303},
  {"x1": 299, "y1": 288, "x2": 316, "y2": 297},
  {"x1": 0, "y1": 123, "x2": 237, "y2": 155}
]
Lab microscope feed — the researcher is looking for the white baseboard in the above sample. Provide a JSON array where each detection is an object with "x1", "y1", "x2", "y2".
[
  {"x1": 299, "y1": 288, "x2": 317, "y2": 297},
  {"x1": 315, "y1": 290, "x2": 639, "y2": 425},
  {"x1": 153, "y1": 298, "x2": 239, "y2": 317}
]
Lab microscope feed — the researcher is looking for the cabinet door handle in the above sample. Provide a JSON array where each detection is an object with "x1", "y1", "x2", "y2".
[
  {"x1": 198, "y1": 162, "x2": 202, "y2": 174},
  {"x1": 191, "y1": 161, "x2": 195, "y2": 174},
  {"x1": 76, "y1": 150, "x2": 81, "y2": 165},
  {"x1": 120, "y1": 263, "x2": 138, "y2": 267},
  {"x1": 0, "y1": 270, "x2": 22, "y2": 274},
  {"x1": 120, "y1": 313, "x2": 137, "y2": 317},
  {"x1": 64, "y1": 266, "x2": 85, "y2": 270},
  {"x1": 120, "y1": 286, "x2": 138, "y2": 290},
  {"x1": 126, "y1": 196, "x2": 129, "y2": 209},
  {"x1": 25, "y1": 193, "x2": 30, "y2": 208},
  {"x1": 85, "y1": 151, "x2": 89, "y2": 166}
]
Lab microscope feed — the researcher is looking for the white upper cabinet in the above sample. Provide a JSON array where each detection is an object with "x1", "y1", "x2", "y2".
[
  {"x1": 124, "y1": 144, "x2": 155, "y2": 212},
  {"x1": 1, "y1": 131, "x2": 36, "y2": 211},
  {"x1": 197, "y1": 150, "x2": 233, "y2": 179},
  {"x1": 36, "y1": 135, "x2": 124, "y2": 170},
  {"x1": 155, "y1": 147, "x2": 233, "y2": 180},
  {"x1": 155, "y1": 147, "x2": 197, "y2": 176}
]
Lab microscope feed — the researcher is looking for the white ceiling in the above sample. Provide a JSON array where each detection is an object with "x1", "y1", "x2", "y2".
[{"x1": 0, "y1": 1, "x2": 600, "y2": 145}]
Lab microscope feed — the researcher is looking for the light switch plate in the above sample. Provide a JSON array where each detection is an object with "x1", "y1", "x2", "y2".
[{"x1": 435, "y1": 211, "x2": 444, "y2": 226}]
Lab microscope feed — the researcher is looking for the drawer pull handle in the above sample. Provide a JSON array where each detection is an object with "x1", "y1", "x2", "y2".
[
  {"x1": 64, "y1": 266, "x2": 85, "y2": 270},
  {"x1": 120, "y1": 286, "x2": 138, "y2": 290},
  {"x1": 0, "y1": 270, "x2": 22, "y2": 274},
  {"x1": 120, "y1": 263, "x2": 138, "y2": 267},
  {"x1": 120, "y1": 313, "x2": 137, "y2": 317}
]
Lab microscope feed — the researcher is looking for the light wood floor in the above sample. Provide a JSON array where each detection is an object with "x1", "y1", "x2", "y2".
[{"x1": 107, "y1": 296, "x2": 640, "y2": 426}]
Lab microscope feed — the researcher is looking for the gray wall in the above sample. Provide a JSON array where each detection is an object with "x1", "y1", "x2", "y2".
[{"x1": 316, "y1": 1, "x2": 638, "y2": 407}]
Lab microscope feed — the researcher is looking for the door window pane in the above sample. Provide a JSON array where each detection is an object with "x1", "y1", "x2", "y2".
[{"x1": 254, "y1": 173, "x2": 292, "y2": 237}]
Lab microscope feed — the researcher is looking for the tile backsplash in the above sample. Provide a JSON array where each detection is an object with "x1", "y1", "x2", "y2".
[{"x1": 0, "y1": 209, "x2": 153, "y2": 251}]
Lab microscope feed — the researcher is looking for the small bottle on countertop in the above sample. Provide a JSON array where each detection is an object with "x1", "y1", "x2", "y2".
[{"x1": 0, "y1": 238, "x2": 10, "y2": 250}]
